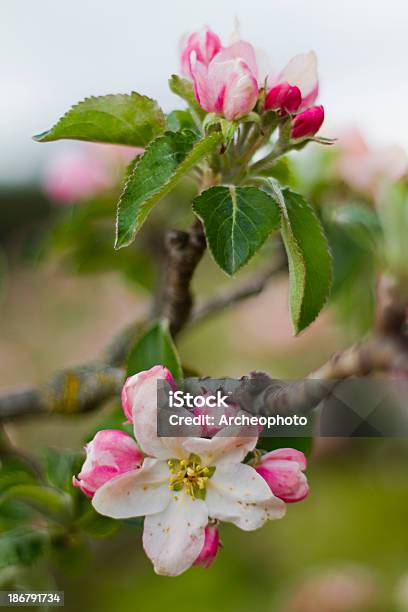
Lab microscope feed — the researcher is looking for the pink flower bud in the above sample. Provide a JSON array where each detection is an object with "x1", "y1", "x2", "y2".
[
  {"x1": 181, "y1": 27, "x2": 222, "y2": 79},
  {"x1": 264, "y1": 82, "x2": 301, "y2": 113},
  {"x1": 73, "y1": 429, "x2": 144, "y2": 497},
  {"x1": 121, "y1": 365, "x2": 176, "y2": 423},
  {"x1": 193, "y1": 525, "x2": 220, "y2": 569},
  {"x1": 255, "y1": 448, "x2": 309, "y2": 503},
  {"x1": 191, "y1": 41, "x2": 259, "y2": 121},
  {"x1": 291, "y1": 105, "x2": 324, "y2": 139}
]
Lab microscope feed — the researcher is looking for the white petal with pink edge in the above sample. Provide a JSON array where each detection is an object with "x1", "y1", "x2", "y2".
[
  {"x1": 92, "y1": 458, "x2": 170, "y2": 519},
  {"x1": 143, "y1": 492, "x2": 208, "y2": 576},
  {"x1": 278, "y1": 51, "x2": 318, "y2": 109},
  {"x1": 205, "y1": 463, "x2": 285, "y2": 530},
  {"x1": 131, "y1": 369, "x2": 186, "y2": 460}
]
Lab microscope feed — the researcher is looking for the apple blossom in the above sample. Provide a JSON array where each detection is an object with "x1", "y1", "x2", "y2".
[
  {"x1": 291, "y1": 105, "x2": 324, "y2": 139},
  {"x1": 193, "y1": 524, "x2": 220, "y2": 569},
  {"x1": 73, "y1": 429, "x2": 144, "y2": 498},
  {"x1": 191, "y1": 41, "x2": 259, "y2": 121},
  {"x1": 91, "y1": 365, "x2": 285, "y2": 576},
  {"x1": 255, "y1": 448, "x2": 309, "y2": 503},
  {"x1": 181, "y1": 27, "x2": 222, "y2": 79}
]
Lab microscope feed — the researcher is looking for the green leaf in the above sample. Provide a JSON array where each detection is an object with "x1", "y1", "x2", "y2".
[
  {"x1": 169, "y1": 75, "x2": 205, "y2": 120},
  {"x1": 192, "y1": 185, "x2": 280, "y2": 276},
  {"x1": 257, "y1": 156, "x2": 295, "y2": 186},
  {"x1": 34, "y1": 92, "x2": 166, "y2": 147},
  {"x1": 115, "y1": 130, "x2": 221, "y2": 248},
  {"x1": 0, "y1": 485, "x2": 69, "y2": 518},
  {"x1": 166, "y1": 110, "x2": 199, "y2": 135},
  {"x1": 126, "y1": 320, "x2": 182, "y2": 380},
  {"x1": 272, "y1": 185, "x2": 332, "y2": 334},
  {"x1": 43, "y1": 448, "x2": 83, "y2": 492},
  {"x1": 0, "y1": 528, "x2": 48, "y2": 569}
]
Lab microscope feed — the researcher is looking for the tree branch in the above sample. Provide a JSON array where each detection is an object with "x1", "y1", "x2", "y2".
[
  {"x1": 161, "y1": 218, "x2": 207, "y2": 337},
  {"x1": 0, "y1": 364, "x2": 124, "y2": 421}
]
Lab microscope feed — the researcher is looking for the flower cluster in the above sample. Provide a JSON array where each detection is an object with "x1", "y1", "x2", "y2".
[
  {"x1": 180, "y1": 25, "x2": 324, "y2": 138},
  {"x1": 74, "y1": 365, "x2": 309, "y2": 576}
]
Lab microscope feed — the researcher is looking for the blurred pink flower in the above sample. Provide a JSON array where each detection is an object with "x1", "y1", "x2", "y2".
[
  {"x1": 282, "y1": 565, "x2": 380, "y2": 612},
  {"x1": 43, "y1": 143, "x2": 142, "y2": 205},
  {"x1": 336, "y1": 127, "x2": 407, "y2": 198}
]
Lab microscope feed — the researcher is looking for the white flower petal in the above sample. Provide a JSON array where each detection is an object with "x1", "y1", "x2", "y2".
[
  {"x1": 279, "y1": 50, "x2": 318, "y2": 99},
  {"x1": 92, "y1": 458, "x2": 171, "y2": 519},
  {"x1": 183, "y1": 425, "x2": 257, "y2": 466},
  {"x1": 132, "y1": 372, "x2": 185, "y2": 460},
  {"x1": 143, "y1": 492, "x2": 208, "y2": 576},
  {"x1": 206, "y1": 463, "x2": 285, "y2": 530}
]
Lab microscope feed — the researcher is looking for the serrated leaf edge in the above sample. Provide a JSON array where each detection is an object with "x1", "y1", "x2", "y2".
[
  {"x1": 192, "y1": 185, "x2": 280, "y2": 277},
  {"x1": 33, "y1": 92, "x2": 166, "y2": 144},
  {"x1": 115, "y1": 131, "x2": 221, "y2": 249}
]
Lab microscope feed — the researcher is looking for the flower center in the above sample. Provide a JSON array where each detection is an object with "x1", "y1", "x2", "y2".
[{"x1": 167, "y1": 453, "x2": 215, "y2": 500}]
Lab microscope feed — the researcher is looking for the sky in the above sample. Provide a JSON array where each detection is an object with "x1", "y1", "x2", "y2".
[{"x1": 1, "y1": 0, "x2": 408, "y2": 184}]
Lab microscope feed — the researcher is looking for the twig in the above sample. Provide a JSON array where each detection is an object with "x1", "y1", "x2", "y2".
[
  {"x1": 0, "y1": 364, "x2": 124, "y2": 421},
  {"x1": 192, "y1": 255, "x2": 286, "y2": 324}
]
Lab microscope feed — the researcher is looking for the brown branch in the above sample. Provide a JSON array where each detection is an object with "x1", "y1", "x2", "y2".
[
  {"x1": 0, "y1": 364, "x2": 124, "y2": 422},
  {"x1": 161, "y1": 218, "x2": 207, "y2": 337}
]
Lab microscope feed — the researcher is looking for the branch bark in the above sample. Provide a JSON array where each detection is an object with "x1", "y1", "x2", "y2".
[{"x1": 161, "y1": 218, "x2": 207, "y2": 337}]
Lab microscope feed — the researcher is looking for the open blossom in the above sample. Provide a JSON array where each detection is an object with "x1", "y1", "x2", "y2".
[
  {"x1": 90, "y1": 365, "x2": 285, "y2": 576},
  {"x1": 255, "y1": 448, "x2": 309, "y2": 503},
  {"x1": 73, "y1": 430, "x2": 144, "y2": 497},
  {"x1": 181, "y1": 27, "x2": 222, "y2": 79},
  {"x1": 193, "y1": 524, "x2": 220, "y2": 568},
  {"x1": 191, "y1": 41, "x2": 259, "y2": 120},
  {"x1": 291, "y1": 105, "x2": 324, "y2": 139}
]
